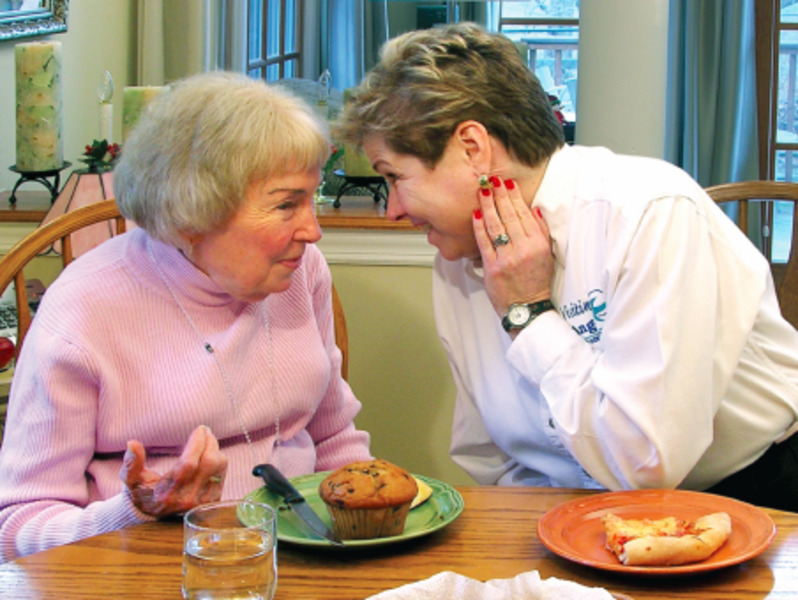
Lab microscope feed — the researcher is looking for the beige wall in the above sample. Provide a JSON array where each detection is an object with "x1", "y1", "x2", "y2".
[
  {"x1": 162, "y1": 1, "x2": 206, "y2": 82},
  {"x1": 330, "y1": 263, "x2": 473, "y2": 486}
]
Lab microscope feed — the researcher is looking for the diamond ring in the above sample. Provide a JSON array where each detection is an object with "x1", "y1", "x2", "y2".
[{"x1": 492, "y1": 233, "x2": 511, "y2": 248}]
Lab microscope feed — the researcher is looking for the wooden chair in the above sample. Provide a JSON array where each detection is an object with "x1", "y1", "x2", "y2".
[
  {"x1": 331, "y1": 284, "x2": 349, "y2": 380},
  {"x1": 0, "y1": 199, "x2": 351, "y2": 377},
  {"x1": 705, "y1": 181, "x2": 798, "y2": 328},
  {"x1": 0, "y1": 199, "x2": 126, "y2": 358}
]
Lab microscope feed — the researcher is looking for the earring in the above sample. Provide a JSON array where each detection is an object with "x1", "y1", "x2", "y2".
[{"x1": 478, "y1": 174, "x2": 491, "y2": 189}]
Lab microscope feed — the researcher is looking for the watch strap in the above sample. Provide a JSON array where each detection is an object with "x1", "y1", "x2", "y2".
[{"x1": 501, "y1": 299, "x2": 555, "y2": 332}]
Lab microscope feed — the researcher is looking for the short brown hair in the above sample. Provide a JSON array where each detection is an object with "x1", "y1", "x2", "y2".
[{"x1": 334, "y1": 22, "x2": 564, "y2": 169}]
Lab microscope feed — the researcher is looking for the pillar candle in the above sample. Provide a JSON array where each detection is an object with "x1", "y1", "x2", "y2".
[
  {"x1": 122, "y1": 86, "x2": 166, "y2": 142},
  {"x1": 341, "y1": 87, "x2": 378, "y2": 177},
  {"x1": 15, "y1": 41, "x2": 64, "y2": 172},
  {"x1": 343, "y1": 147, "x2": 379, "y2": 177},
  {"x1": 100, "y1": 102, "x2": 113, "y2": 142}
]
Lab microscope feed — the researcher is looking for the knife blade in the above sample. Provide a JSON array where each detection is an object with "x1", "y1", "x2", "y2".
[{"x1": 252, "y1": 463, "x2": 345, "y2": 547}]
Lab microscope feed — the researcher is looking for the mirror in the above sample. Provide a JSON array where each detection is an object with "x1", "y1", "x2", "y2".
[{"x1": 0, "y1": 0, "x2": 67, "y2": 41}]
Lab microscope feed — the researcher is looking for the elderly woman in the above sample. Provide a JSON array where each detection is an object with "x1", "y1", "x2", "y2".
[
  {"x1": 336, "y1": 23, "x2": 798, "y2": 510},
  {"x1": 0, "y1": 71, "x2": 371, "y2": 561}
]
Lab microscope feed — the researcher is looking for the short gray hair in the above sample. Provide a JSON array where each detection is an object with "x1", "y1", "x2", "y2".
[
  {"x1": 334, "y1": 22, "x2": 563, "y2": 168},
  {"x1": 114, "y1": 71, "x2": 329, "y2": 245}
]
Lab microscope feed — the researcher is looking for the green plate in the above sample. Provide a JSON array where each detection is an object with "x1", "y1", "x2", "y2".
[{"x1": 246, "y1": 472, "x2": 464, "y2": 548}]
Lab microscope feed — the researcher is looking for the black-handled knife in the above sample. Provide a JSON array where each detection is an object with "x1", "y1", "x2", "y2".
[{"x1": 252, "y1": 463, "x2": 345, "y2": 547}]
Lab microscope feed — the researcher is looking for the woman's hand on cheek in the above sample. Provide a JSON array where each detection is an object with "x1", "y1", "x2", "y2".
[
  {"x1": 120, "y1": 425, "x2": 229, "y2": 518},
  {"x1": 472, "y1": 177, "x2": 555, "y2": 317}
]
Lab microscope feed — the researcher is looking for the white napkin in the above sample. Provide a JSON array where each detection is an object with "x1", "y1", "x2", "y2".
[{"x1": 366, "y1": 571, "x2": 617, "y2": 600}]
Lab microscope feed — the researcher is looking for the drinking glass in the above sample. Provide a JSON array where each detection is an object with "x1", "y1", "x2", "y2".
[{"x1": 182, "y1": 500, "x2": 277, "y2": 600}]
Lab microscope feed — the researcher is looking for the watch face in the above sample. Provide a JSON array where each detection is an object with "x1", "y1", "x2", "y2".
[{"x1": 508, "y1": 304, "x2": 532, "y2": 326}]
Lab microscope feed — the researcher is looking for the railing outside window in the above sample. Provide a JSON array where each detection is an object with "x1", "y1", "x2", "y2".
[{"x1": 498, "y1": 0, "x2": 579, "y2": 123}]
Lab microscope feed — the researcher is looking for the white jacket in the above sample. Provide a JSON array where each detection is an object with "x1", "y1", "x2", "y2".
[{"x1": 434, "y1": 145, "x2": 798, "y2": 491}]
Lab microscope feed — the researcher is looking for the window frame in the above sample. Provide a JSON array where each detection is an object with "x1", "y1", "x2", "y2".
[
  {"x1": 497, "y1": 1, "x2": 579, "y2": 130},
  {"x1": 246, "y1": 0, "x2": 302, "y2": 81},
  {"x1": 498, "y1": 12, "x2": 579, "y2": 84},
  {"x1": 756, "y1": 0, "x2": 797, "y2": 275}
]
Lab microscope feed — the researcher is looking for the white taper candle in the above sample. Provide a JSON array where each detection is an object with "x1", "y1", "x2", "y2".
[{"x1": 100, "y1": 102, "x2": 113, "y2": 142}]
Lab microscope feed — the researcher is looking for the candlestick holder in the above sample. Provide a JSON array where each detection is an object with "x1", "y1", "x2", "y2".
[
  {"x1": 7, "y1": 162, "x2": 71, "y2": 204},
  {"x1": 332, "y1": 169, "x2": 388, "y2": 209}
]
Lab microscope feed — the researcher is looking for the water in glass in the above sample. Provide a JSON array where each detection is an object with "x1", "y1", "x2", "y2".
[{"x1": 182, "y1": 500, "x2": 277, "y2": 600}]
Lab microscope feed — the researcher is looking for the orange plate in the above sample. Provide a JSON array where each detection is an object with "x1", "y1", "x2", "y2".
[{"x1": 537, "y1": 489, "x2": 776, "y2": 575}]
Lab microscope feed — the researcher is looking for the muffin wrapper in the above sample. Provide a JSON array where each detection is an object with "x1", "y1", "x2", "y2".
[{"x1": 325, "y1": 502, "x2": 412, "y2": 539}]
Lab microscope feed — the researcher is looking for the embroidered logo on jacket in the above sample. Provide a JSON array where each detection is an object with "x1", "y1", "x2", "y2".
[{"x1": 561, "y1": 288, "x2": 606, "y2": 344}]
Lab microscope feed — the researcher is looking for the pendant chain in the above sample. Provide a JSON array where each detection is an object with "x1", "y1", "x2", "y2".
[{"x1": 147, "y1": 245, "x2": 281, "y2": 470}]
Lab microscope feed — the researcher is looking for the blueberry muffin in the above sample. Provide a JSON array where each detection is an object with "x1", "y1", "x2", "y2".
[{"x1": 319, "y1": 459, "x2": 419, "y2": 539}]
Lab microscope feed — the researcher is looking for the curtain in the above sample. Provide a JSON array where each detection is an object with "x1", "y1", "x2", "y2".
[
  {"x1": 207, "y1": 0, "x2": 247, "y2": 73},
  {"x1": 665, "y1": 0, "x2": 758, "y2": 187},
  {"x1": 323, "y1": 0, "x2": 389, "y2": 92}
]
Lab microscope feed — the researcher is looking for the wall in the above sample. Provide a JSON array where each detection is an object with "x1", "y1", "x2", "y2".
[
  {"x1": 0, "y1": 0, "x2": 137, "y2": 192},
  {"x1": 329, "y1": 262, "x2": 472, "y2": 486},
  {"x1": 576, "y1": 0, "x2": 670, "y2": 158},
  {"x1": 162, "y1": 1, "x2": 206, "y2": 82}
]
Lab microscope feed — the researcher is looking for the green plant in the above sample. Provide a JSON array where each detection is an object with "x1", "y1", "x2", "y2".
[{"x1": 79, "y1": 139, "x2": 121, "y2": 172}]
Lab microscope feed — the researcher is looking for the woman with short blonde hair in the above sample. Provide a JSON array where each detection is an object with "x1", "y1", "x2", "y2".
[{"x1": 0, "y1": 71, "x2": 372, "y2": 562}]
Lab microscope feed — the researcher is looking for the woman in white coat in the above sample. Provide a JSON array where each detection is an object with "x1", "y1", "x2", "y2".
[{"x1": 336, "y1": 22, "x2": 798, "y2": 511}]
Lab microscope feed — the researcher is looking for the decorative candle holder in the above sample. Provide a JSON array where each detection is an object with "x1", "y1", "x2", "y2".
[
  {"x1": 7, "y1": 161, "x2": 71, "y2": 204},
  {"x1": 332, "y1": 169, "x2": 388, "y2": 209}
]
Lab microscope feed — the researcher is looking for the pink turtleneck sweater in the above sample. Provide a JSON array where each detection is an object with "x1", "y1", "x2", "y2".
[{"x1": 0, "y1": 229, "x2": 371, "y2": 561}]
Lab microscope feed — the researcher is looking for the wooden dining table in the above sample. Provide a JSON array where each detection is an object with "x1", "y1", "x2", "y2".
[{"x1": 1, "y1": 486, "x2": 796, "y2": 599}]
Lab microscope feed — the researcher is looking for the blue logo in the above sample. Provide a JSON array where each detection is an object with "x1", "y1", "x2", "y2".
[
  {"x1": 588, "y1": 289, "x2": 607, "y2": 322},
  {"x1": 563, "y1": 288, "x2": 606, "y2": 345}
]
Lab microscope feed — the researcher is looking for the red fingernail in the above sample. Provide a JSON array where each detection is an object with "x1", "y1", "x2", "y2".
[
  {"x1": 504, "y1": 179, "x2": 515, "y2": 190},
  {"x1": 534, "y1": 207, "x2": 542, "y2": 218},
  {"x1": 473, "y1": 209, "x2": 483, "y2": 220},
  {"x1": 480, "y1": 188, "x2": 491, "y2": 197},
  {"x1": 489, "y1": 176, "x2": 502, "y2": 188}
]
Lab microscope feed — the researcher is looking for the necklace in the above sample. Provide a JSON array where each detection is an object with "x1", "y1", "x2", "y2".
[{"x1": 147, "y1": 243, "x2": 281, "y2": 470}]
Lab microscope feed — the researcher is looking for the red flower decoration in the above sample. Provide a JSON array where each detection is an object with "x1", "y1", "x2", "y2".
[
  {"x1": 548, "y1": 94, "x2": 567, "y2": 126},
  {"x1": 79, "y1": 139, "x2": 121, "y2": 172}
]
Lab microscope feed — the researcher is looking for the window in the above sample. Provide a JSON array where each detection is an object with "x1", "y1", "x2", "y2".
[
  {"x1": 773, "y1": 0, "x2": 798, "y2": 182},
  {"x1": 247, "y1": 0, "x2": 301, "y2": 81},
  {"x1": 757, "y1": 0, "x2": 798, "y2": 263},
  {"x1": 498, "y1": 0, "x2": 579, "y2": 130}
]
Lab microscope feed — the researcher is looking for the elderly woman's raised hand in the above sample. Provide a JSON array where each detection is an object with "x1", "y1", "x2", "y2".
[
  {"x1": 120, "y1": 424, "x2": 229, "y2": 518},
  {"x1": 473, "y1": 176, "x2": 555, "y2": 323}
]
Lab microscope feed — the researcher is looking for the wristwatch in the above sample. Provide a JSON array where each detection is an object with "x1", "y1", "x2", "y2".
[{"x1": 501, "y1": 299, "x2": 555, "y2": 332}]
